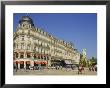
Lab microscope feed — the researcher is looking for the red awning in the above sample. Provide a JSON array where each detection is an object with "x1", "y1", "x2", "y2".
[
  {"x1": 13, "y1": 61, "x2": 16, "y2": 64},
  {"x1": 41, "y1": 62, "x2": 47, "y2": 64},
  {"x1": 34, "y1": 61, "x2": 40, "y2": 64},
  {"x1": 20, "y1": 61, "x2": 24, "y2": 64},
  {"x1": 25, "y1": 61, "x2": 30, "y2": 64},
  {"x1": 16, "y1": 61, "x2": 19, "y2": 63}
]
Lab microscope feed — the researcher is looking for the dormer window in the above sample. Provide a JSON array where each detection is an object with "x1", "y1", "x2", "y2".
[{"x1": 22, "y1": 22, "x2": 29, "y2": 28}]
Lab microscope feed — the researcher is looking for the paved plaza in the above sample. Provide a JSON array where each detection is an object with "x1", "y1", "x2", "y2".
[{"x1": 13, "y1": 68, "x2": 97, "y2": 75}]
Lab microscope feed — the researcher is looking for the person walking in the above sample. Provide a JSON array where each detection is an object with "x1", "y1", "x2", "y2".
[{"x1": 78, "y1": 64, "x2": 83, "y2": 74}]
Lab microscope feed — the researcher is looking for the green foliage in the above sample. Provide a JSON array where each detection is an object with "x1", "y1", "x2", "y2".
[
  {"x1": 89, "y1": 57, "x2": 97, "y2": 66},
  {"x1": 79, "y1": 54, "x2": 87, "y2": 67}
]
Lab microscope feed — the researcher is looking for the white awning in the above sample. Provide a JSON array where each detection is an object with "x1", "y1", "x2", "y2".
[{"x1": 64, "y1": 60, "x2": 72, "y2": 64}]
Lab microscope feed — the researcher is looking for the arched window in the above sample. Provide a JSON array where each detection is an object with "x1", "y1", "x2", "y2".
[
  {"x1": 20, "y1": 53, "x2": 24, "y2": 58},
  {"x1": 27, "y1": 53, "x2": 31, "y2": 58},
  {"x1": 34, "y1": 54, "x2": 36, "y2": 59},
  {"x1": 16, "y1": 53, "x2": 18, "y2": 58}
]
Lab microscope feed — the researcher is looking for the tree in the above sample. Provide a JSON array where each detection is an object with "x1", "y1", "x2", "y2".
[
  {"x1": 79, "y1": 54, "x2": 87, "y2": 67},
  {"x1": 89, "y1": 57, "x2": 97, "y2": 66}
]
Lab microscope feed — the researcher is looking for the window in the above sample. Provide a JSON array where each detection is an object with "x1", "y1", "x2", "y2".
[
  {"x1": 27, "y1": 54, "x2": 31, "y2": 58},
  {"x1": 20, "y1": 54, "x2": 24, "y2": 58},
  {"x1": 22, "y1": 36, "x2": 24, "y2": 41},
  {"x1": 44, "y1": 56, "x2": 46, "y2": 60},
  {"x1": 16, "y1": 53, "x2": 18, "y2": 58},
  {"x1": 41, "y1": 55, "x2": 43, "y2": 59},
  {"x1": 34, "y1": 55, "x2": 36, "y2": 59},
  {"x1": 38, "y1": 56, "x2": 40, "y2": 59},
  {"x1": 21, "y1": 43, "x2": 24, "y2": 49}
]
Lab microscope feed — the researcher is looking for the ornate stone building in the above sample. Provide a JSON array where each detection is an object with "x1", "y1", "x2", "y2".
[{"x1": 13, "y1": 16, "x2": 80, "y2": 69}]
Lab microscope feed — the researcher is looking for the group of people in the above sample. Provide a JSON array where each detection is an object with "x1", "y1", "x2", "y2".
[
  {"x1": 77, "y1": 64, "x2": 97, "y2": 74},
  {"x1": 89, "y1": 65, "x2": 97, "y2": 72},
  {"x1": 78, "y1": 65, "x2": 85, "y2": 74}
]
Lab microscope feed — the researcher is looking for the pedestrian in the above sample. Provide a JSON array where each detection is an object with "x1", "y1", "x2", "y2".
[
  {"x1": 82, "y1": 65, "x2": 85, "y2": 74},
  {"x1": 92, "y1": 66, "x2": 94, "y2": 71},
  {"x1": 78, "y1": 65, "x2": 82, "y2": 74},
  {"x1": 95, "y1": 66, "x2": 97, "y2": 72},
  {"x1": 89, "y1": 66, "x2": 91, "y2": 71}
]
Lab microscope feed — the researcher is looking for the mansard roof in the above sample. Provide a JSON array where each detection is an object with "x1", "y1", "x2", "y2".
[{"x1": 19, "y1": 16, "x2": 34, "y2": 26}]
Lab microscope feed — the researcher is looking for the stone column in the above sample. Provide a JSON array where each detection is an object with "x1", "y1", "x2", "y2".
[
  {"x1": 18, "y1": 63, "x2": 20, "y2": 69},
  {"x1": 31, "y1": 61, "x2": 34, "y2": 67},
  {"x1": 18, "y1": 53, "x2": 20, "y2": 59},
  {"x1": 24, "y1": 51, "x2": 27, "y2": 59},
  {"x1": 24, "y1": 61, "x2": 26, "y2": 69},
  {"x1": 31, "y1": 53, "x2": 34, "y2": 67}
]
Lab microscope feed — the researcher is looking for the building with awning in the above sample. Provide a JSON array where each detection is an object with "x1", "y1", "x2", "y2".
[{"x1": 13, "y1": 15, "x2": 80, "y2": 69}]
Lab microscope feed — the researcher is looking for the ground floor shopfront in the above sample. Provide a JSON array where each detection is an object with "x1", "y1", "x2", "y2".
[
  {"x1": 14, "y1": 59, "x2": 48, "y2": 69},
  {"x1": 13, "y1": 51, "x2": 78, "y2": 69},
  {"x1": 13, "y1": 59, "x2": 77, "y2": 70}
]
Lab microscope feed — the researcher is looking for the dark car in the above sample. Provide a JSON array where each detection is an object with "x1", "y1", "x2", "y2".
[{"x1": 71, "y1": 64, "x2": 77, "y2": 70}]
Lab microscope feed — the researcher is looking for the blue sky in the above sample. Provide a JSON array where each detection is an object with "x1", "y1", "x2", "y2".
[{"x1": 13, "y1": 13, "x2": 97, "y2": 59}]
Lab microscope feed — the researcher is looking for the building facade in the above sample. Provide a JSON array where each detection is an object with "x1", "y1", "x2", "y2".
[{"x1": 13, "y1": 16, "x2": 80, "y2": 69}]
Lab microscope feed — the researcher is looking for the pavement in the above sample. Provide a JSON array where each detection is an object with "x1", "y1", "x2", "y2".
[{"x1": 13, "y1": 68, "x2": 97, "y2": 75}]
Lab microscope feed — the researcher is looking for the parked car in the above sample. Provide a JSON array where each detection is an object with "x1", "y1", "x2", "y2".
[{"x1": 71, "y1": 64, "x2": 77, "y2": 70}]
